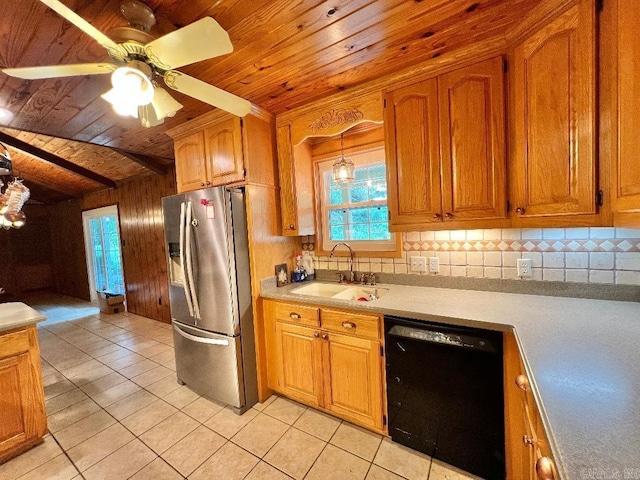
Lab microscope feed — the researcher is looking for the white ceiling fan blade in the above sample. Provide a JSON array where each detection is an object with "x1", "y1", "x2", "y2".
[
  {"x1": 145, "y1": 17, "x2": 233, "y2": 70},
  {"x1": 164, "y1": 71, "x2": 251, "y2": 118},
  {"x1": 2, "y1": 63, "x2": 116, "y2": 80},
  {"x1": 39, "y1": 0, "x2": 124, "y2": 55}
]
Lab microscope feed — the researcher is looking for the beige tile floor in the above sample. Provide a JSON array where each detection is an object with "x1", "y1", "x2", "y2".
[{"x1": 0, "y1": 293, "x2": 479, "y2": 480}]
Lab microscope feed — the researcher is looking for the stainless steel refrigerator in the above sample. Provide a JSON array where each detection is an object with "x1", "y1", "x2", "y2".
[{"x1": 161, "y1": 187, "x2": 257, "y2": 413}]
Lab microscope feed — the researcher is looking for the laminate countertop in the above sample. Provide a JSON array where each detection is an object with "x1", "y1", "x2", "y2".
[
  {"x1": 0, "y1": 302, "x2": 46, "y2": 332},
  {"x1": 262, "y1": 282, "x2": 640, "y2": 480}
]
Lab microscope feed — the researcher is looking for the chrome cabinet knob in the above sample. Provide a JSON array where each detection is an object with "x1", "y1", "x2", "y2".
[
  {"x1": 444, "y1": 212, "x2": 453, "y2": 219},
  {"x1": 289, "y1": 312, "x2": 301, "y2": 319},
  {"x1": 516, "y1": 207, "x2": 526, "y2": 215},
  {"x1": 433, "y1": 213, "x2": 441, "y2": 219},
  {"x1": 523, "y1": 435, "x2": 535, "y2": 446},
  {"x1": 322, "y1": 333, "x2": 328, "y2": 340},
  {"x1": 341, "y1": 321, "x2": 356, "y2": 329},
  {"x1": 289, "y1": 224, "x2": 295, "y2": 230},
  {"x1": 313, "y1": 332, "x2": 320, "y2": 338}
]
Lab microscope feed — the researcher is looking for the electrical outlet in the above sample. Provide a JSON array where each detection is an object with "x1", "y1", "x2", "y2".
[
  {"x1": 410, "y1": 256, "x2": 427, "y2": 272},
  {"x1": 517, "y1": 258, "x2": 532, "y2": 278},
  {"x1": 429, "y1": 256, "x2": 440, "y2": 273}
]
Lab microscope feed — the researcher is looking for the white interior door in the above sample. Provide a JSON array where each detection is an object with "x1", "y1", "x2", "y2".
[{"x1": 82, "y1": 205, "x2": 126, "y2": 303}]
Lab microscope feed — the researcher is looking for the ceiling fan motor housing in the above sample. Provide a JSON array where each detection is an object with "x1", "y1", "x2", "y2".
[{"x1": 120, "y1": 0, "x2": 156, "y2": 32}]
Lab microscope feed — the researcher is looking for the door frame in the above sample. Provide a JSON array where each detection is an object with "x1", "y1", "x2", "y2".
[{"x1": 81, "y1": 205, "x2": 126, "y2": 303}]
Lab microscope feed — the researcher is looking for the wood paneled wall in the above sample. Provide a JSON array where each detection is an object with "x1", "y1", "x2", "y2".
[
  {"x1": 49, "y1": 171, "x2": 177, "y2": 323},
  {"x1": 0, "y1": 205, "x2": 54, "y2": 299}
]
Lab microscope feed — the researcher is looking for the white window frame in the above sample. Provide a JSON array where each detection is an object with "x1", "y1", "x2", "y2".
[{"x1": 317, "y1": 147, "x2": 397, "y2": 253}]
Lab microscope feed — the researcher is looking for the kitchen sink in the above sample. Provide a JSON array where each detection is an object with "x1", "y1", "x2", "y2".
[{"x1": 290, "y1": 283, "x2": 388, "y2": 302}]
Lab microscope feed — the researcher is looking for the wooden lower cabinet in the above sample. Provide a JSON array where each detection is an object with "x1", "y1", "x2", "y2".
[
  {"x1": 275, "y1": 322, "x2": 323, "y2": 408},
  {"x1": 265, "y1": 299, "x2": 385, "y2": 433},
  {"x1": 504, "y1": 332, "x2": 558, "y2": 480},
  {"x1": 323, "y1": 332, "x2": 382, "y2": 430},
  {"x1": 0, "y1": 325, "x2": 47, "y2": 464}
]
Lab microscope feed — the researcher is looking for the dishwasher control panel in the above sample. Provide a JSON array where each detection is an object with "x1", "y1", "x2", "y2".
[{"x1": 388, "y1": 325, "x2": 497, "y2": 353}]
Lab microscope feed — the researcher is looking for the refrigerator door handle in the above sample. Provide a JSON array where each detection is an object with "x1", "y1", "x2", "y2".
[
  {"x1": 174, "y1": 325, "x2": 230, "y2": 346},
  {"x1": 185, "y1": 201, "x2": 201, "y2": 319},
  {"x1": 179, "y1": 202, "x2": 194, "y2": 317}
]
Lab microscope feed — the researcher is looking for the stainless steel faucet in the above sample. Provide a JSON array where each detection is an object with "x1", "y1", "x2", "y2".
[{"x1": 329, "y1": 242, "x2": 356, "y2": 283}]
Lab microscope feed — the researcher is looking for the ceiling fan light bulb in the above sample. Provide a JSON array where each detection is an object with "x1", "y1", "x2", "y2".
[
  {"x1": 102, "y1": 88, "x2": 139, "y2": 118},
  {"x1": 110, "y1": 67, "x2": 154, "y2": 106}
]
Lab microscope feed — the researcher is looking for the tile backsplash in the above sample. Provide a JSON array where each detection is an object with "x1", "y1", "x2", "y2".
[{"x1": 302, "y1": 228, "x2": 640, "y2": 286}]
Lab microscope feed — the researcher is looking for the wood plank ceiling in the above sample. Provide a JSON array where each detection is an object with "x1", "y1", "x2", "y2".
[{"x1": 0, "y1": 0, "x2": 542, "y2": 203}]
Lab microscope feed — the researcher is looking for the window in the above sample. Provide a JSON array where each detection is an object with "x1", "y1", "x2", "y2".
[{"x1": 317, "y1": 147, "x2": 398, "y2": 254}]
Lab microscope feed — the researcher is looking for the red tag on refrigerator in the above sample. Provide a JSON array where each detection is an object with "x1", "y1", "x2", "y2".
[{"x1": 200, "y1": 199, "x2": 215, "y2": 219}]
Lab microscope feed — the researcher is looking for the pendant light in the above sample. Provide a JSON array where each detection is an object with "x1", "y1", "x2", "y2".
[
  {"x1": 332, "y1": 133, "x2": 355, "y2": 184},
  {"x1": 0, "y1": 142, "x2": 11, "y2": 176}
]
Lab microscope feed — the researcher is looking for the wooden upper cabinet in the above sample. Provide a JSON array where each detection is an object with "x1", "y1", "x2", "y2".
[
  {"x1": 204, "y1": 117, "x2": 245, "y2": 186},
  {"x1": 385, "y1": 56, "x2": 507, "y2": 230},
  {"x1": 385, "y1": 78, "x2": 442, "y2": 227},
  {"x1": 275, "y1": 91, "x2": 383, "y2": 236},
  {"x1": 174, "y1": 131, "x2": 207, "y2": 193},
  {"x1": 610, "y1": 0, "x2": 640, "y2": 223},
  {"x1": 276, "y1": 125, "x2": 315, "y2": 236},
  {"x1": 169, "y1": 108, "x2": 277, "y2": 194},
  {"x1": 511, "y1": 0, "x2": 597, "y2": 225},
  {"x1": 439, "y1": 56, "x2": 507, "y2": 222}
]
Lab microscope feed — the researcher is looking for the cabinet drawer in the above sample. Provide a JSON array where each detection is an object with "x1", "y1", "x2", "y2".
[
  {"x1": 321, "y1": 309, "x2": 380, "y2": 339},
  {"x1": 0, "y1": 329, "x2": 30, "y2": 359},
  {"x1": 274, "y1": 302, "x2": 319, "y2": 328}
]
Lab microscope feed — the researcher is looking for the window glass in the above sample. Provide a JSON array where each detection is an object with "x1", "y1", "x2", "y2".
[{"x1": 319, "y1": 149, "x2": 394, "y2": 250}]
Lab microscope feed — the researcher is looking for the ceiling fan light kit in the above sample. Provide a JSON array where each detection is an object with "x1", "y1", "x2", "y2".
[
  {"x1": 101, "y1": 64, "x2": 154, "y2": 118},
  {"x1": 1, "y1": 0, "x2": 252, "y2": 126}
]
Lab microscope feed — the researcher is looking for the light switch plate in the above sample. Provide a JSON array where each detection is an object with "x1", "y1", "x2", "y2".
[
  {"x1": 429, "y1": 256, "x2": 439, "y2": 273},
  {"x1": 517, "y1": 258, "x2": 532, "y2": 278},
  {"x1": 410, "y1": 256, "x2": 427, "y2": 272}
]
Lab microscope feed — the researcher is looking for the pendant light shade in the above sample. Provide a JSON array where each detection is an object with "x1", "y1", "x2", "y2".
[{"x1": 332, "y1": 133, "x2": 355, "y2": 184}]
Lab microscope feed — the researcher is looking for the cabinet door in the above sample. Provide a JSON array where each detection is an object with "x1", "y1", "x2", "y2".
[
  {"x1": 0, "y1": 327, "x2": 47, "y2": 460},
  {"x1": 512, "y1": 0, "x2": 596, "y2": 223},
  {"x1": 612, "y1": 0, "x2": 640, "y2": 216},
  {"x1": 204, "y1": 117, "x2": 245, "y2": 186},
  {"x1": 276, "y1": 125, "x2": 300, "y2": 234},
  {"x1": 322, "y1": 332, "x2": 383, "y2": 430},
  {"x1": 174, "y1": 131, "x2": 206, "y2": 193},
  {"x1": 275, "y1": 322, "x2": 323, "y2": 408},
  {"x1": 439, "y1": 57, "x2": 507, "y2": 222},
  {"x1": 504, "y1": 333, "x2": 535, "y2": 480},
  {"x1": 385, "y1": 78, "x2": 442, "y2": 228},
  {"x1": 276, "y1": 125, "x2": 315, "y2": 236},
  {"x1": 0, "y1": 353, "x2": 31, "y2": 455}
]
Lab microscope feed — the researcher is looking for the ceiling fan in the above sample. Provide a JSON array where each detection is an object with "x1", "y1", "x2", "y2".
[{"x1": 2, "y1": 0, "x2": 251, "y2": 127}]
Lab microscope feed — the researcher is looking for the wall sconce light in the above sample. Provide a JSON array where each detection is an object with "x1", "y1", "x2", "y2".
[{"x1": 332, "y1": 133, "x2": 355, "y2": 184}]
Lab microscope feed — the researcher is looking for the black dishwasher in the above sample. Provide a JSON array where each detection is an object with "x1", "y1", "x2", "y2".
[{"x1": 385, "y1": 316, "x2": 505, "y2": 480}]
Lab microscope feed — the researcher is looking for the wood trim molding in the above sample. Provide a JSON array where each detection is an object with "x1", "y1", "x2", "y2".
[
  {"x1": 307, "y1": 108, "x2": 366, "y2": 134},
  {"x1": 166, "y1": 104, "x2": 274, "y2": 140},
  {"x1": 277, "y1": 35, "x2": 508, "y2": 126},
  {"x1": 0, "y1": 132, "x2": 117, "y2": 189},
  {"x1": 505, "y1": 0, "x2": 578, "y2": 44}
]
